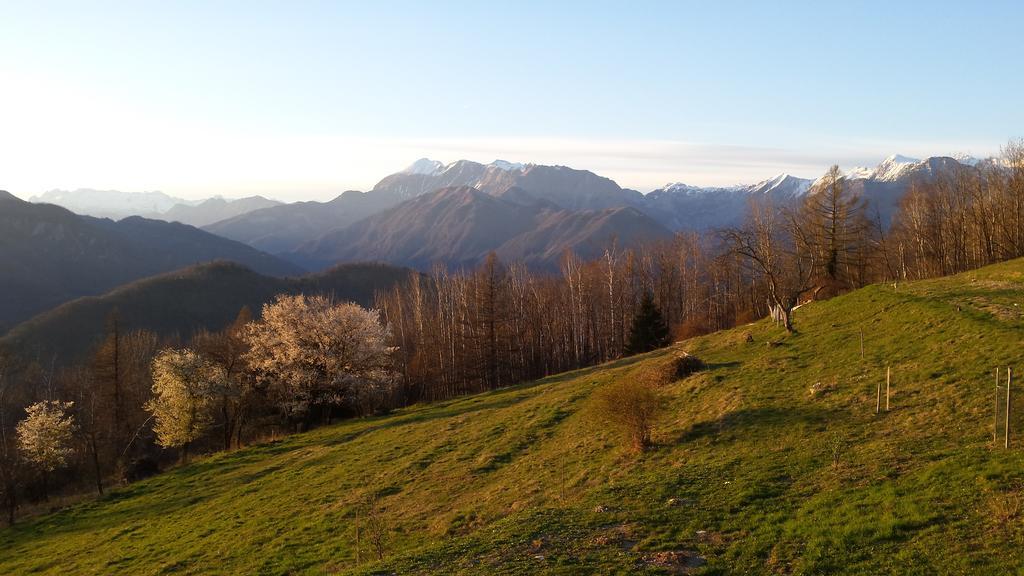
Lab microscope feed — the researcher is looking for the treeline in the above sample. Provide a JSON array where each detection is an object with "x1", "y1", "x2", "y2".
[
  {"x1": 0, "y1": 296, "x2": 397, "y2": 524},
  {"x1": 376, "y1": 240, "x2": 749, "y2": 402},
  {"x1": 890, "y1": 144, "x2": 1024, "y2": 279}
]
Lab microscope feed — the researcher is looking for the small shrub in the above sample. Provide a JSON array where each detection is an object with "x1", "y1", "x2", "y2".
[
  {"x1": 354, "y1": 495, "x2": 391, "y2": 562},
  {"x1": 672, "y1": 353, "x2": 706, "y2": 379},
  {"x1": 826, "y1": 434, "x2": 844, "y2": 468},
  {"x1": 640, "y1": 354, "x2": 704, "y2": 387},
  {"x1": 593, "y1": 378, "x2": 664, "y2": 453}
]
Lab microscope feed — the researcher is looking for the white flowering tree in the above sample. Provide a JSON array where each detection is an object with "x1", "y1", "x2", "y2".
[
  {"x1": 146, "y1": 348, "x2": 227, "y2": 462},
  {"x1": 243, "y1": 294, "x2": 397, "y2": 424},
  {"x1": 17, "y1": 400, "x2": 76, "y2": 500}
]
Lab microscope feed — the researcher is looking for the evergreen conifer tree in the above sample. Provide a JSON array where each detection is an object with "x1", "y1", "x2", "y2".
[{"x1": 625, "y1": 292, "x2": 670, "y2": 355}]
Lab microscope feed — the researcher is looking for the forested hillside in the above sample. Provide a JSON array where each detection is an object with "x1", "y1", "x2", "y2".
[
  {"x1": 0, "y1": 192, "x2": 301, "y2": 333},
  {"x1": 0, "y1": 261, "x2": 412, "y2": 365}
]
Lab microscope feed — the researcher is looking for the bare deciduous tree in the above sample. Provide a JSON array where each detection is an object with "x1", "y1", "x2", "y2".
[{"x1": 723, "y1": 199, "x2": 816, "y2": 332}]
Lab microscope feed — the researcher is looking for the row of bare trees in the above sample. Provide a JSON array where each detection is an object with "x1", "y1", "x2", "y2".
[
  {"x1": 376, "y1": 241, "x2": 759, "y2": 403},
  {"x1": 890, "y1": 143, "x2": 1024, "y2": 279}
]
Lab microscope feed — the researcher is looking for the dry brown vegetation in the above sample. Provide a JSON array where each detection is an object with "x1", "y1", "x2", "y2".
[{"x1": 592, "y1": 366, "x2": 670, "y2": 453}]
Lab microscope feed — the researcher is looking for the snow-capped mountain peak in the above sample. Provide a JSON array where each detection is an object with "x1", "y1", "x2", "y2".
[
  {"x1": 654, "y1": 181, "x2": 749, "y2": 196},
  {"x1": 489, "y1": 159, "x2": 526, "y2": 172},
  {"x1": 843, "y1": 166, "x2": 873, "y2": 180},
  {"x1": 870, "y1": 154, "x2": 922, "y2": 181},
  {"x1": 662, "y1": 182, "x2": 694, "y2": 192},
  {"x1": 885, "y1": 154, "x2": 920, "y2": 165},
  {"x1": 952, "y1": 153, "x2": 981, "y2": 167},
  {"x1": 403, "y1": 158, "x2": 445, "y2": 176},
  {"x1": 748, "y1": 173, "x2": 813, "y2": 197}
]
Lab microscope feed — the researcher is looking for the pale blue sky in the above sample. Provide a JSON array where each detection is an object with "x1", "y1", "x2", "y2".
[{"x1": 1, "y1": 1, "x2": 1021, "y2": 199}]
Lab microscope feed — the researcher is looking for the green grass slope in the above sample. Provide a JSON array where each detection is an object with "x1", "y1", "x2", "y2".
[{"x1": 5, "y1": 260, "x2": 1024, "y2": 574}]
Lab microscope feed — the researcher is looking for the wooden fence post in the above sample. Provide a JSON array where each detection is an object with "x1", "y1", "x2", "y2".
[
  {"x1": 1006, "y1": 367, "x2": 1013, "y2": 450},
  {"x1": 876, "y1": 377, "x2": 881, "y2": 415},
  {"x1": 996, "y1": 367, "x2": 1001, "y2": 443},
  {"x1": 860, "y1": 330, "x2": 865, "y2": 360},
  {"x1": 886, "y1": 366, "x2": 891, "y2": 412}
]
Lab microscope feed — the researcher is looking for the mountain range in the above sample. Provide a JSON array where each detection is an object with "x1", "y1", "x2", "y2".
[
  {"x1": 289, "y1": 186, "x2": 670, "y2": 271},
  {"x1": 0, "y1": 191, "x2": 300, "y2": 333},
  {"x1": 30, "y1": 188, "x2": 281, "y2": 226},
  {"x1": 214, "y1": 154, "x2": 980, "y2": 272},
  {"x1": 21, "y1": 153, "x2": 988, "y2": 277}
]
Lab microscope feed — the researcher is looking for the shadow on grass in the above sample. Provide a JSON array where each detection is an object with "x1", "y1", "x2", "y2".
[
  {"x1": 678, "y1": 406, "x2": 834, "y2": 444},
  {"x1": 321, "y1": 355, "x2": 656, "y2": 448}
]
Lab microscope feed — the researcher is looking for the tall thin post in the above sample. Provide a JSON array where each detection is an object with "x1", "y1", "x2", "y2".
[
  {"x1": 996, "y1": 367, "x2": 1001, "y2": 443},
  {"x1": 860, "y1": 330, "x2": 865, "y2": 360},
  {"x1": 1006, "y1": 367, "x2": 1013, "y2": 449},
  {"x1": 886, "y1": 366, "x2": 891, "y2": 411},
  {"x1": 876, "y1": 377, "x2": 881, "y2": 415}
]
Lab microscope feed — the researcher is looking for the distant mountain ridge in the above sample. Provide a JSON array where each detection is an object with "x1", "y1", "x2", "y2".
[
  {"x1": 0, "y1": 261, "x2": 412, "y2": 364},
  {"x1": 374, "y1": 159, "x2": 645, "y2": 211},
  {"x1": 206, "y1": 159, "x2": 650, "y2": 256},
  {"x1": 30, "y1": 188, "x2": 281, "y2": 226},
  {"x1": 203, "y1": 190, "x2": 407, "y2": 254},
  {"x1": 200, "y1": 153, "x2": 987, "y2": 271},
  {"x1": 161, "y1": 196, "x2": 283, "y2": 227},
  {"x1": 31, "y1": 188, "x2": 196, "y2": 219},
  {"x1": 24, "y1": 153, "x2": 989, "y2": 278},
  {"x1": 0, "y1": 192, "x2": 301, "y2": 334},
  {"x1": 289, "y1": 185, "x2": 672, "y2": 271}
]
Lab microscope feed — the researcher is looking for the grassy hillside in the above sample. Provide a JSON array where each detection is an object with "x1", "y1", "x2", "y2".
[{"x1": 4, "y1": 260, "x2": 1024, "y2": 574}]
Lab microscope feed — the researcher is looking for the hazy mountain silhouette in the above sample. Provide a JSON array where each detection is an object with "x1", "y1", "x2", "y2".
[
  {"x1": 0, "y1": 191, "x2": 302, "y2": 333},
  {"x1": 161, "y1": 196, "x2": 282, "y2": 227},
  {"x1": 289, "y1": 186, "x2": 672, "y2": 271}
]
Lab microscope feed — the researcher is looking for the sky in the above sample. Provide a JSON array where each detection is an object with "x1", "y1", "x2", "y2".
[{"x1": 1, "y1": 0, "x2": 1022, "y2": 201}]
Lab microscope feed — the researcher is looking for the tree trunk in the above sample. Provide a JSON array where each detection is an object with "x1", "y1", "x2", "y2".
[
  {"x1": 222, "y1": 395, "x2": 232, "y2": 451},
  {"x1": 233, "y1": 412, "x2": 245, "y2": 450},
  {"x1": 2, "y1": 468, "x2": 15, "y2": 526},
  {"x1": 4, "y1": 485, "x2": 13, "y2": 526},
  {"x1": 90, "y1": 434, "x2": 104, "y2": 495}
]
